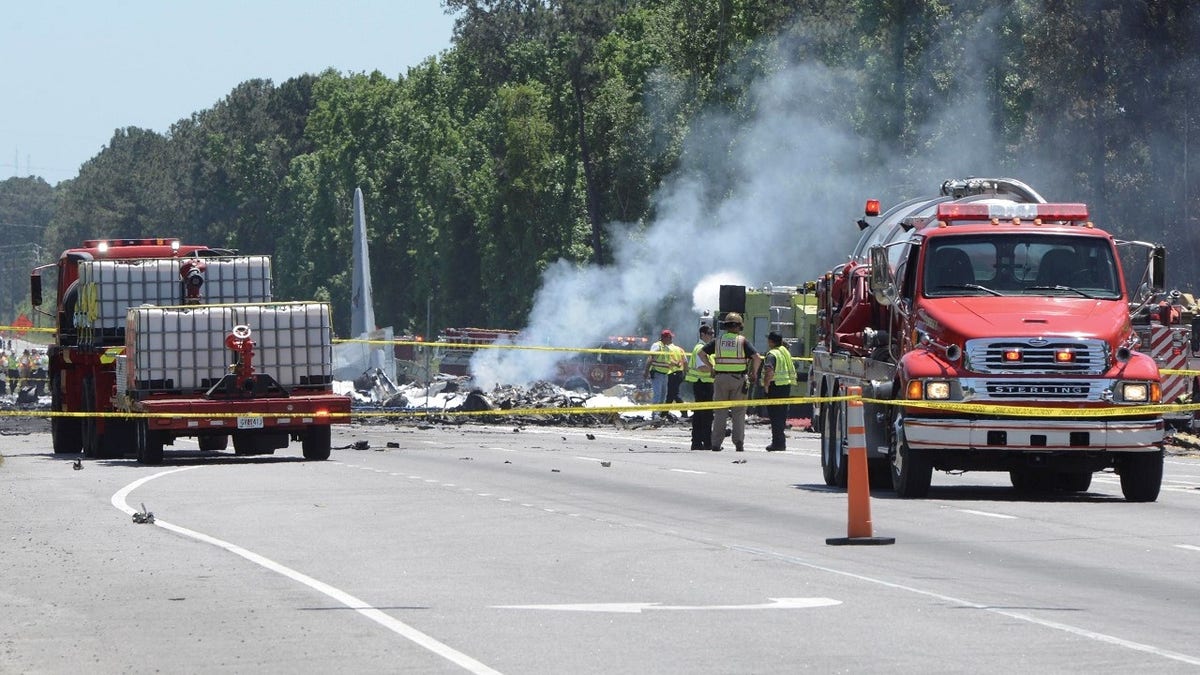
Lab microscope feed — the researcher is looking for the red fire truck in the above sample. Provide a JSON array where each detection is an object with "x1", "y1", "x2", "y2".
[{"x1": 811, "y1": 178, "x2": 1166, "y2": 501}]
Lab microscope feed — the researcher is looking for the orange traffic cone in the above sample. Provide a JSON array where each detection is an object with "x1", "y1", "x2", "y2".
[{"x1": 826, "y1": 385, "x2": 895, "y2": 546}]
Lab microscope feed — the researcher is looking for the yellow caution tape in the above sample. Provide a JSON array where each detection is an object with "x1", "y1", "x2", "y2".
[{"x1": 8, "y1": 393, "x2": 1200, "y2": 420}]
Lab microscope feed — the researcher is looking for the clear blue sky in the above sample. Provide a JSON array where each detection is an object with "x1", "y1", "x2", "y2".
[{"x1": 1, "y1": 1, "x2": 457, "y2": 186}]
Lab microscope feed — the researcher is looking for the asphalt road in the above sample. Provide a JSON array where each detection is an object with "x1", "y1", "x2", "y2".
[{"x1": 3, "y1": 417, "x2": 1200, "y2": 674}]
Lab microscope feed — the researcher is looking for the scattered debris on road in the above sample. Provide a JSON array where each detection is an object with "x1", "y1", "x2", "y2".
[{"x1": 132, "y1": 503, "x2": 155, "y2": 524}]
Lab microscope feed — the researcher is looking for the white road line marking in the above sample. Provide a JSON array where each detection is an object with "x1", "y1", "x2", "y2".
[
  {"x1": 574, "y1": 456, "x2": 604, "y2": 462},
  {"x1": 489, "y1": 447, "x2": 515, "y2": 452},
  {"x1": 670, "y1": 469, "x2": 708, "y2": 475},
  {"x1": 1175, "y1": 544, "x2": 1200, "y2": 553},
  {"x1": 112, "y1": 469, "x2": 500, "y2": 675},
  {"x1": 495, "y1": 597, "x2": 841, "y2": 613},
  {"x1": 957, "y1": 509, "x2": 1018, "y2": 520},
  {"x1": 735, "y1": 545, "x2": 1200, "y2": 667}
]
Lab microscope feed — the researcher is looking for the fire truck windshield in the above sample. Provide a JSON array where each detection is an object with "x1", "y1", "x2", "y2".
[{"x1": 924, "y1": 234, "x2": 1121, "y2": 299}]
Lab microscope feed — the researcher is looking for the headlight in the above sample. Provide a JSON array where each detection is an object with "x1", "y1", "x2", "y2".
[
  {"x1": 1121, "y1": 382, "x2": 1149, "y2": 402},
  {"x1": 926, "y1": 381, "x2": 952, "y2": 400}
]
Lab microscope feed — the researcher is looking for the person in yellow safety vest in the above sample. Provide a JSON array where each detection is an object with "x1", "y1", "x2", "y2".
[
  {"x1": 761, "y1": 331, "x2": 797, "y2": 451},
  {"x1": 666, "y1": 338, "x2": 688, "y2": 418},
  {"x1": 699, "y1": 312, "x2": 761, "y2": 452},
  {"x1": 685, "y1": 324, "x2": 715, "y2": 449},
  {"x1": 16, "y1": 350, "x2": 32, "y2": 392},
  {"x1": 643, "y1": 329, "x2": 677, "y2": 414}
]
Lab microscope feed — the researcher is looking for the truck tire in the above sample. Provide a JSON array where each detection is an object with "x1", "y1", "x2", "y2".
[
  {"x1": 52, "y1": 417, "x2": 83, "y2": 454},
  {"x1": 302, "y1": 425, "x2": 332, "y2": 461},
  {"x1": 1119, "y1": 450, "x2": 1163, "y2": 502},
  {"x1": 80, "y1": 376, "x2": 120, "y2": 459},
  {"x1": 135, "y1": 420, "x2": 164, "y2": 465},
  {"x1": 868, "y1": 458, "x2": 893, "y2": 489},
  {"x1": 1055, "y1": 471, "x2": 1092, "y2": 493},
  {"x1": 1009, "y1": 468, "x2": 1054, "y2": 494},
  {"x1": 820, "y1": 401, "x2": 847, "y2": 488},
  {"x1": 890, "y1": 412, "x2": 932, "y2": 498},
  {"x1": 198, "y1": 435, "x2": 229, "y2": 452},
  {"x1": 51, "y1": 376, "x2": 82, "y2": 454}
]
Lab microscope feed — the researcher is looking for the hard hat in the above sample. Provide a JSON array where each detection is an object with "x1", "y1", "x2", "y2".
[
  {"x1": 660, "y1": 329, "x2": 674, "y2": 339},
  {"x1": 723, "y1": 312, "x2": 743, "y2": 326}
]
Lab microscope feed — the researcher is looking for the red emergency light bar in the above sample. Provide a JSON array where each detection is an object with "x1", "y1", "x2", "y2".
[
  {"x1": 82, "y1": 238, "x2": 182, "y2": 248},
  {"x1": 936, "y1": 203, "x2": 1089, "y2": 223}
]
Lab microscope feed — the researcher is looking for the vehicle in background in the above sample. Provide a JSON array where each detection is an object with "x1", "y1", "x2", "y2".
[{"x1": 32, "y1": 238, "x2": 350, "y2": 463}]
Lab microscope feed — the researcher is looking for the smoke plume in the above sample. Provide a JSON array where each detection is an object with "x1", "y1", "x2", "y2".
[{"x1": 470, "y1": 18, "x2": 1007, "y2": 389}]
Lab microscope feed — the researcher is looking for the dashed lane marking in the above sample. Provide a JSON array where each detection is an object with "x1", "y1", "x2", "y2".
[{"x1": 957, "y1": 509, "x2": 1018, "y2": 520}]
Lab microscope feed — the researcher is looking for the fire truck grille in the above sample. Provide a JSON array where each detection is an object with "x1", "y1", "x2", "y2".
[
  {"x1": 965, "y1": 338, "x2": 1108, "y2": 375},
  {"x1": 972, "y1": 380, "x2": 1099, "y2": 401}
]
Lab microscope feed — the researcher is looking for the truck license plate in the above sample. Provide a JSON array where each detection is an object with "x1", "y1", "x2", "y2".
[{"x1": 237, "y1": 416, "x2": 265, "y2": 429}]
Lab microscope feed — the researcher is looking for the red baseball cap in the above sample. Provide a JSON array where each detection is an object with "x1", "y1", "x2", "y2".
[{"x1": 660, "y1": 329, "x2": 674, "y2": 339}]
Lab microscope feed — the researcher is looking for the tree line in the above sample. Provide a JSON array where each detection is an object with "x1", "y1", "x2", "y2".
[{"x1": 2, "y1": 0, "x2": 1197, "y2": 336}]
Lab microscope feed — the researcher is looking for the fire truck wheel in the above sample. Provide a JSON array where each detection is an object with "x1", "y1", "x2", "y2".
[
  {"x1": 52, "y1": 417, "x2": 83, "y2": 454},
  {"x1": 198, "y1": 435, "x2": 229, "y2": 452},
  {"x1": 868, "y1": 458, "x2": 893, "y2": 489},
  {"x1": 135, "y1": 420, "x2": 164, "y2": 465},
  {"x1": 303, "y1": 426, "x2": 332, "y2": 461},
  {"x1": 1055, "y1": 471, "x2": 1092, "y2": 492},
  {"x1": 80, "y1": 376, "x2": 105, "y2": 459},
  {"x1": 820, "y1": 400, "x2": 847, "y2": 488},
  {"x1": 890, "y1": 412, "x2": 932, "y2": 498},
  {"x1": 1009, "y1": 468, "x2": 1054, "y2": 494},
  {"x1": 1118, "y1": 450, "x2": 1163, "y2": 502}
]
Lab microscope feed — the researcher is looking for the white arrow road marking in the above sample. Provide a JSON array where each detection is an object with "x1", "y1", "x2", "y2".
[{"x1": 493, "y1": 597, "x2": 841, "y2": 613}]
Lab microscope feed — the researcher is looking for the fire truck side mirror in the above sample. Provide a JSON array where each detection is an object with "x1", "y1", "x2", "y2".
[
  {"x1": 1150, "y1": 245, "x2": 1166, "y2": 293},
  {"x1": 868, "y1": 246, "x2": 894, "y2": 306},
  {"x1": 30, "y1": 273, "x2": 42, "y2": 308}
]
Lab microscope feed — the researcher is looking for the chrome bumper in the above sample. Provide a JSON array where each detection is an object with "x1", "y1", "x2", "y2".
[{"x1": 904, "y1": 417, "x2": 1164, "y2": 452}]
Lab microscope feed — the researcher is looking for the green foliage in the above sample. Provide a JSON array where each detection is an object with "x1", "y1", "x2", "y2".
[{"x1": 7, "y1": 0, "x2": 1200, "y2": 339}]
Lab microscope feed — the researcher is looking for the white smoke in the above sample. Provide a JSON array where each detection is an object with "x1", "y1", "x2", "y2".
[{"x1": 471, "y1": 19, "x2": 1007, "y2": 389}]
